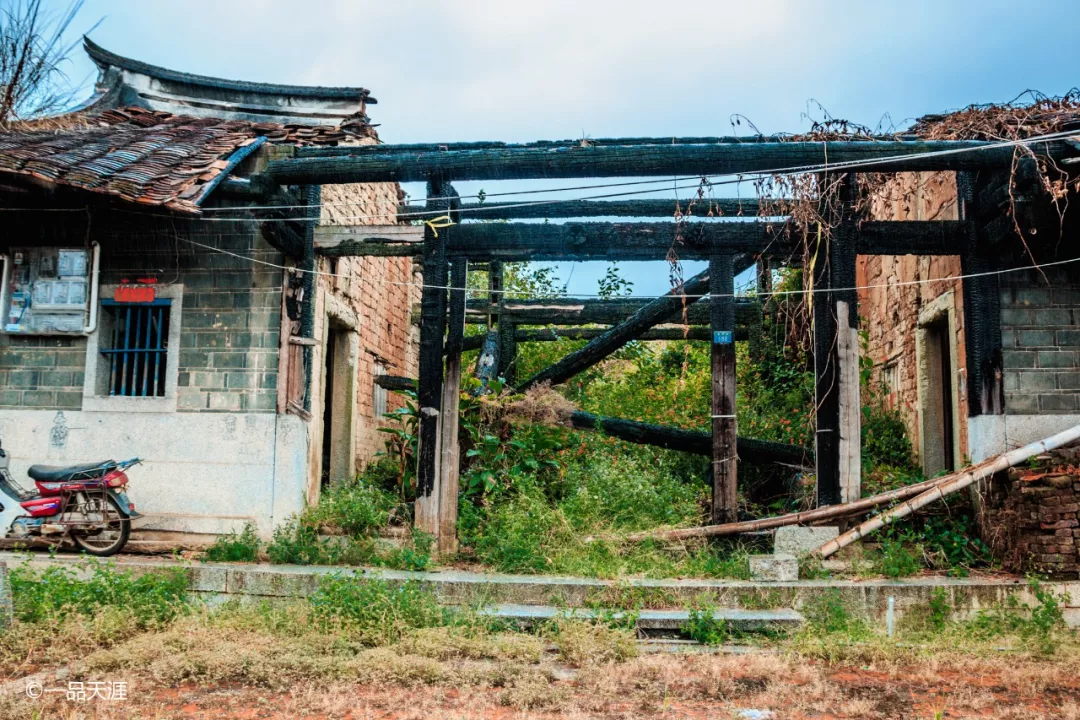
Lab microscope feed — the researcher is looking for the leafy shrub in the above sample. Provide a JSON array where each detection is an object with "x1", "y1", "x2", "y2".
[
  {"x1": 10, "y1": 563, "x2": 189, "y2": 626},
  {"x1": 862, "y1": 402, "x2": 915, "y2": 470},
  {"x1": 682, "y1": 606, "x2": 728, "y2": 645},
  {"x1": 802, "y1": 589, "x2": 866, "y2": 637},
  {"x1": 305, "y1": 477, "x2": 396, "y2": 537},
  {"x1": 872, "y1": 538, "x2": 922, "y2": 578},
  {"x1": 204, "y1": 522, "x2": 260, "y2": 563}
]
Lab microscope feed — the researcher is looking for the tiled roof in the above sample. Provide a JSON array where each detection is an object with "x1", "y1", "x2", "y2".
[{"x1": 0, "y1": 106, "x2": 377, "y2": 214}]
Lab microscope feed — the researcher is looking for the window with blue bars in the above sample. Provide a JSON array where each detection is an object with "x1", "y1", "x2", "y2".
[{"x1": 100, "y1": 299, "x2": 171, "y2": 397}]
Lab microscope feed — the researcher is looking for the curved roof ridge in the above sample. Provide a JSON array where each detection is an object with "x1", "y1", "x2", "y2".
[{"x1": 83, "y1": 36, "x2": 376, "y2": 104}]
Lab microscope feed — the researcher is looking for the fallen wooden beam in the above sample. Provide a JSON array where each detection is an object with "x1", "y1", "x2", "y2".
[
  {"x1": 371, "y1": 376, "x2": 807, "y2": 467},
  {"x1": 517, "y1": 269, "x2": 712, "y2": 392},
  {"x1": 568, "y1": 411, "x2": 809, "y2": 467},
  {"x1": 814, "y1": 423, "x2": 1080, "y2": 558}
]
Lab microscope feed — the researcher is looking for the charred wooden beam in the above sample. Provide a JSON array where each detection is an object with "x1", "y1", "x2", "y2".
[
  {"x1": 371, "y1": 376, "x2": 809, "y2": 467},
  {"x1": 456, "y1": 326, "x2": 742, "y2": 351},
  {"x1": 414, "y1": 178, "x2": 458, "y2": 539},
  {"x1": 266, "y1": 139, "x2": 1069, "y2": 184},
  {"x1": 438, "y1": 258, "x2": 467, "y2": 554},
  {"x1": 460, "y1": 297, "x2": 754, "y2": 326},
  {"x1": 318, "y1": 220, "x2": 965, "y2": 260},
  {"x1": 517, "y1": 270, "x2": 712, "y2": 392},
  {"x1": 398, "y1": 198, "x2": 771, "y2": 220},
  {"x1": 569, "y1": 411, "x2": 809, "y2": 467},
  {"x1": 298, "y1": 185, "x2": 320, "y2": 411},
  {"x1": 959, "y1": 172, "x2": 1004, "y2": 416},
  {"x1": 813, "y1": 174, "x2": 859, "y2": 507}
]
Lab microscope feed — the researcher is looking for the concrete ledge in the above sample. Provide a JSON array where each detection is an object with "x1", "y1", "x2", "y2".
[{"x1": 2, "y1": 552, "x2": 1076, "y2": 625}]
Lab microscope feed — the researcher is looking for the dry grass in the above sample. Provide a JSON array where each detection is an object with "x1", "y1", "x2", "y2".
[{"x1": 5, "y1": 601, "x2": 1080, "y2": 718}]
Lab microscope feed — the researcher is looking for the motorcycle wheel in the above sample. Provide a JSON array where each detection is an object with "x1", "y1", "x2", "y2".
[{"x1": 72, "y1": 495, "x2": 131, "y2": 557}]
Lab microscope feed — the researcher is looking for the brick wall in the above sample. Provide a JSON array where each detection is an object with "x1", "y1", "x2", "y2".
[
  {"x1": 317, "y1": 181, "x2": 420, "y2": 466},
  {"x1": 859, "y1": 171, "x2": 966, "y2": 459},
  {"x1": 0, "y1": 214, "x2": 282, "y2": 413},
  {"x1": 984, "y1": 444, "x2": 1080, "y2": 576},
  {"x1": 1000, "y1": 267, "x2": 1080, "y2": 415},
  {"x1": 0, "y1": 335, "x2": 84, "y2": 409}
]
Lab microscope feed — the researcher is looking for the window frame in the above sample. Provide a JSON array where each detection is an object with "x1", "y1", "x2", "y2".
[{"x1": 83, "y1": 284, "x2": 183, "y2": 413}]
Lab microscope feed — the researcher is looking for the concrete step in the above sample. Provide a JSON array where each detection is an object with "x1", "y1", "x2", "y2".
[{"x1": 477, "y1": 603, "x2": 804, "y2": 632}]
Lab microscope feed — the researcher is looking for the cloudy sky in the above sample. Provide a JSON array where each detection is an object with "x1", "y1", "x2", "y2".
[{"x1": 54, "y1": 0, "x2": 1080, "y2": 295}]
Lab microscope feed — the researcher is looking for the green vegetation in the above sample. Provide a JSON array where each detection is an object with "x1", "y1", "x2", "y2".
[
  {"x1": 256, "y1": 263, "x2": 988, "y2": 581},
  {"x1": 204, "y1": 522, "x2": 261, "y2": 562},
  {"x1": 10, "y1": 562, "x2": 189, "y2": 626}
]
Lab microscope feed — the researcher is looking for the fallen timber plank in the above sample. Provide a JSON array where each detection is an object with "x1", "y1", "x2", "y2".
[
  {"x1": 516, "y1": 270, "x2": 712, "y2": 392},
  {"x1": 265, "y1": 139, "x2": 1072, "y2": 184},
  {"x1": 371, "y1": 376, "x2": 807, "y2": 467},
  {"x1": 568, "y1": 411, "x2": 808, "y2": 467},
  {"x1": 315, "y1": 220, "x2": 965, "y2": 260},
  {"x1": 398, "y1": 198, "x2": 771, "y2": 220},
  {"x1": 626, "y1": 471, "x2": 962, "y2": 543},
  {"x1": 814, "y1": 423, "x2": 1080, "y2": 559}
]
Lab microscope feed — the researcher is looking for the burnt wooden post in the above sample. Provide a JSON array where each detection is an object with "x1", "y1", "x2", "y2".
[
  {"x1": 958, "y1": 171, "x2": 1004, "y2": 416},
  {"x1": 710, "y1": 255, "x2": 738, "y2": 524},
  {"x1": 437, "y1": 258, "x2": 467, "y2": 554},
  {"x1": 814, "y1": 174, "x2": 860, "y2": 506},
  {"x1": 299, "y1": 185, "x2": 320, "y2": 412},
  {"x1": 414, "y1": 178, "x2": 457, "y2": 539}
]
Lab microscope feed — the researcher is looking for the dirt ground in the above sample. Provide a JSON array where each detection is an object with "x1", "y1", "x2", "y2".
[{"x1": 5, "y1": 651, "x2": 1080, "y2": 720}]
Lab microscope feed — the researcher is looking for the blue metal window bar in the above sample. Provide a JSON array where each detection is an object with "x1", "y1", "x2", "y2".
[{"x1": 100, "y1": 299, "x2": 171, "y2": 397}]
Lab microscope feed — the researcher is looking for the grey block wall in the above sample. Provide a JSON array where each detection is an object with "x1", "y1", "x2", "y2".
[
  {"x1": 1001, "y1": 268, "x2": 1080, "y2": 414},
  {"x1": 0, "y1": 213, "x2": 283, "y2": 413}
]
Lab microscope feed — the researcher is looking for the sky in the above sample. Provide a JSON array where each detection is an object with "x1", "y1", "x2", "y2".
[{"x1": 48, "y1": 0, "x2": 1080, "y2": 297}]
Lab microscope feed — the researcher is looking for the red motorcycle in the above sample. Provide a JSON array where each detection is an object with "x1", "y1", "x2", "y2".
[{"x1": 0, "y1": 440, "x2": 141, "y2": 556}]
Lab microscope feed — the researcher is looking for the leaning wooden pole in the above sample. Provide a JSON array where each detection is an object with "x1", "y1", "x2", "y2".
[
  {"x1": 814, "y1": 423, "x2": 1080, "y2": 558},
  {"x1": 710, "y1": 255, "x2": 738, "y2": 524},
  {"x1": 437, "y1": 258, "x2": 467, "y2": 554},
  {"x1": 626, "y1": 472, "x2": 956, "y2": 543},
  {"x1": 516, "y1": 268, "x2": 711, "y2": 393},
  {"x1": 414, "y1": 178, "x2": 457, "y2": 539}
]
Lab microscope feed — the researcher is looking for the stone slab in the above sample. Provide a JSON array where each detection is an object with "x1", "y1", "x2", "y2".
[
  {"x1": 749, "y1": 554, "x2": 798, "y2": 582},
  {"x1": 477, "y1": 604, "x2": 804, "y2": 631},
  {"x1": 774, "y1": 526, "x2": 839, "y2": 556}
]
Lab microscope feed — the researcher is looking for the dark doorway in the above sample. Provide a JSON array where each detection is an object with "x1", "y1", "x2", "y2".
[
  {"x1": 921, "y1": 318, "x2": 956, "y2": 476},
  {"x1": 321, "y1": 329, "x2": 337, "y2": 488}
]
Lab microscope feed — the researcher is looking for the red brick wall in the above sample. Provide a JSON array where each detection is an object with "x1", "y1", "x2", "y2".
[
  {"x1": 318, "y1": 180, "x2": 420, "y2": 468},
  {"x1": 859, "y1": 171, "x2": 967, "y2": 461}
]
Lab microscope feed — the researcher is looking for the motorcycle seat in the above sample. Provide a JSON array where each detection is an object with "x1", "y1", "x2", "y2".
[{"x1": 27, "y1": 461, "x2": 114, "y2": 483}]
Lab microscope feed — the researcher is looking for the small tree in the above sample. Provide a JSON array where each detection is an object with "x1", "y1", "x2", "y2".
[{"x1": 0, "y1": 0, "x2": 88, "y2": 126}]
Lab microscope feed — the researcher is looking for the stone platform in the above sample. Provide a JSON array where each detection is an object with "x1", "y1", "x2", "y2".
[{"x1": 3, "y1": 552, "x2": 1078, "y2": 627}]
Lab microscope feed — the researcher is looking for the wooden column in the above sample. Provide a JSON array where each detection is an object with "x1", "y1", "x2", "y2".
[
  {"x1": 414, "y1": 178, "x2": 457, "y2": 538},
  {"x1": 710, "y1": 255, "x2": 738, "y2": 524},
  {"x1": 299, "y1": 185, "x2": 320, "y2": 412},
  {"x1": 437, "y1": 258, "x2": 467, "y2": 554},
  {"x1": 958, "y1": 171, "x2": 1004, "y2": 416},
  {"x1": 814, "y1": 174, "x2": 860, "y2": 506}
]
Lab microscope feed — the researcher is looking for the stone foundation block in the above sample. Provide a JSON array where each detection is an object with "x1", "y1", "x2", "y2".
[
  {"x1": 749, "y1": 554, "x2": 798, "y2": 582},
  {"x1": 774, "y1": 526, "x2": 839, "y2": 556}
]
